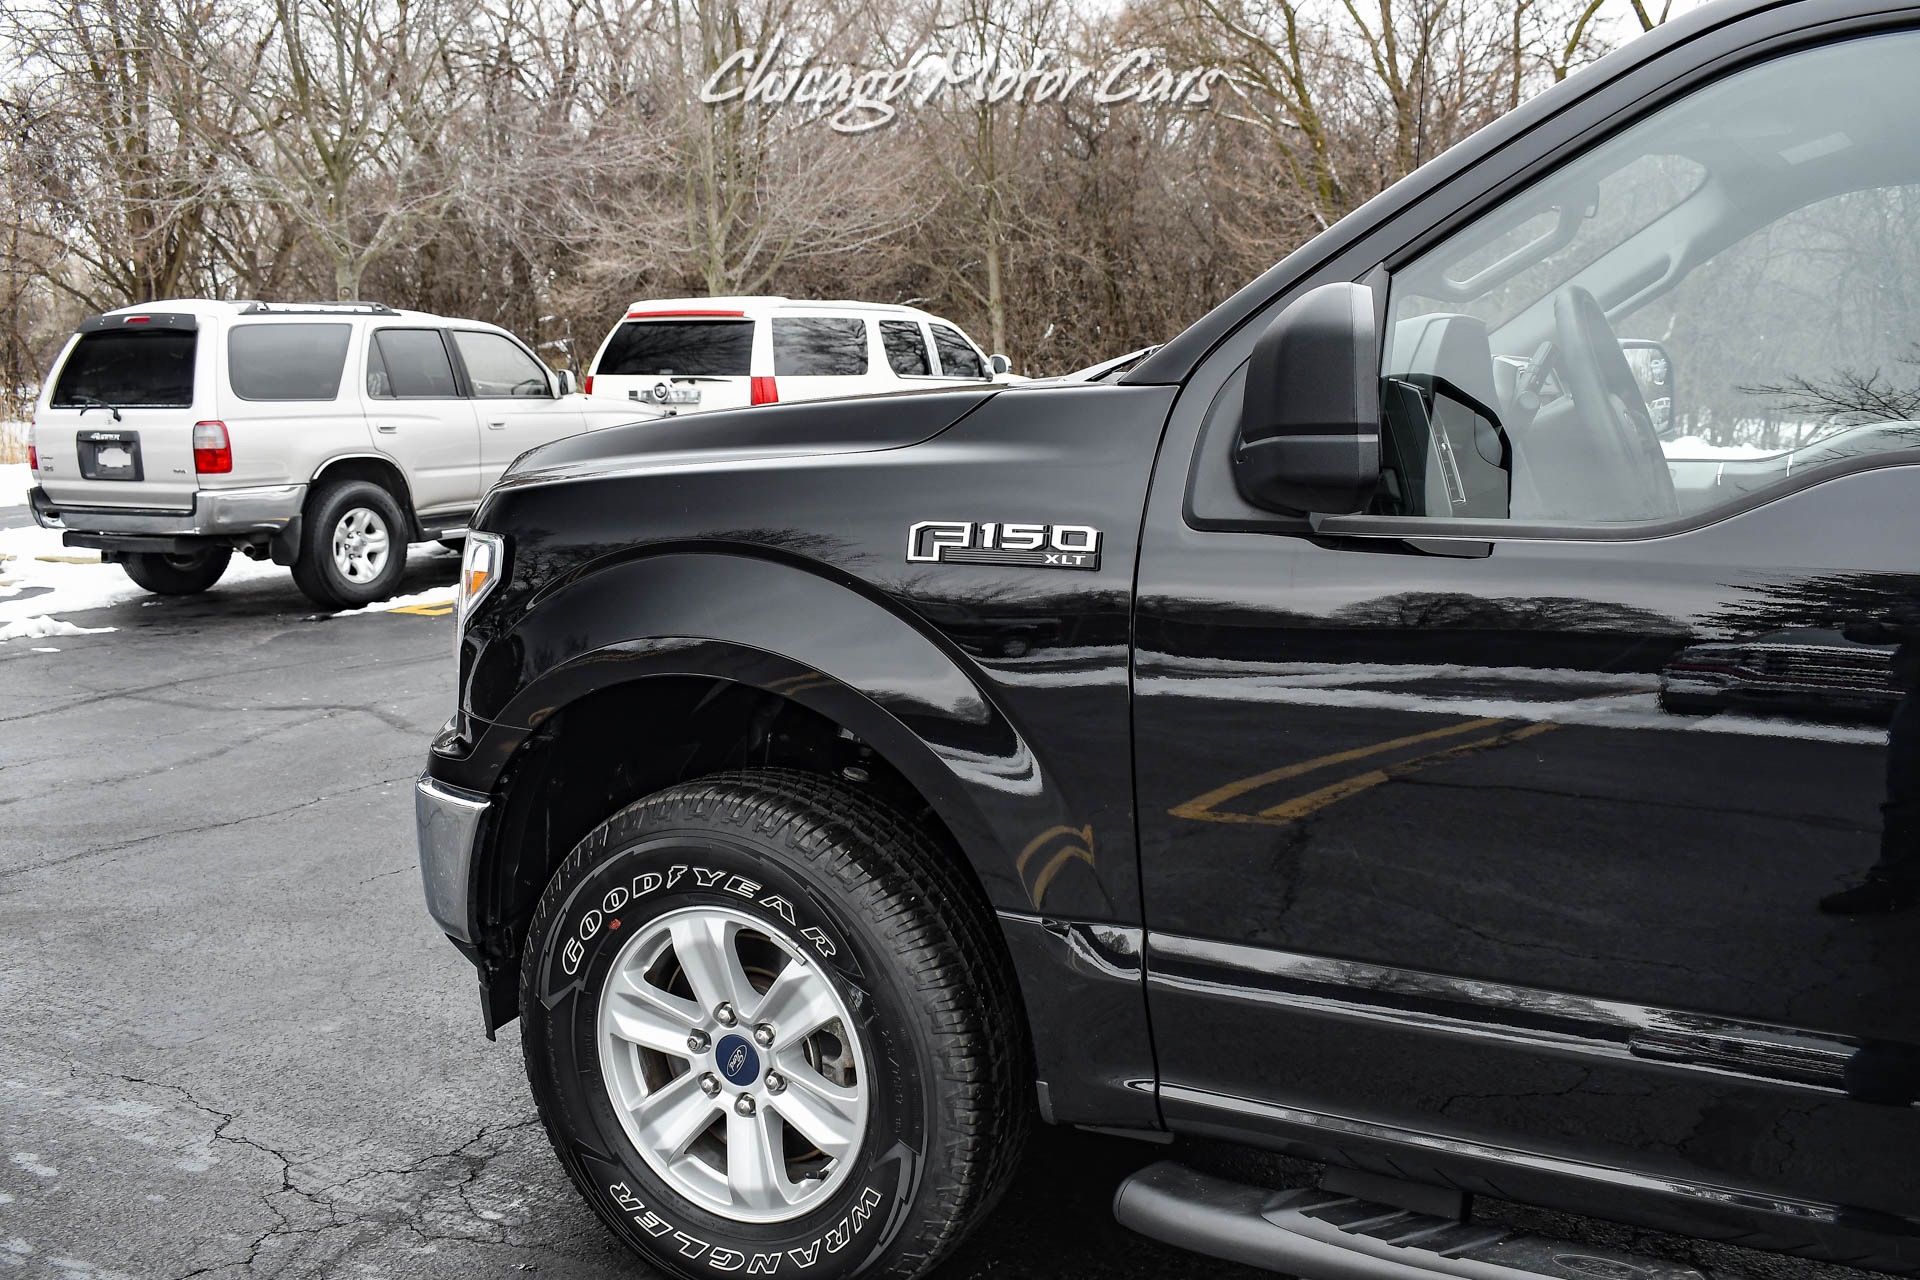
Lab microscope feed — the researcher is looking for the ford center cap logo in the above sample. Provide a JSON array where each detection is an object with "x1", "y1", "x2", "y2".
[{"x1": 716, "y1": 1034, "x2": 759, "y2": 1087}]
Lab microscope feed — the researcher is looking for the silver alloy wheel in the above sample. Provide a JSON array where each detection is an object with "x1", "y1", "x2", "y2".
[
  {"x1": 597, "y1": 905, "x2": 869, "y2": 1224},
  {"x1": 331, "y1": 507, "x2": 391, "y2": 583}
]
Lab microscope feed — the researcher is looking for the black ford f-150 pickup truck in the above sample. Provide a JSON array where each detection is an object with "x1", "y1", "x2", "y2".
[{"x1": 416, "y1": 2, "x2": 1920, "y2": 1276}]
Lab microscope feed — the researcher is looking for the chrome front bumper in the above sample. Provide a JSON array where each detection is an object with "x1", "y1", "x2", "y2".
[
  {"x1": 30, "y1": 483, "x2": 306, "y2": 537},
  {"x1": 415, "y1": 774, "x2": 490, "y2": 944}
]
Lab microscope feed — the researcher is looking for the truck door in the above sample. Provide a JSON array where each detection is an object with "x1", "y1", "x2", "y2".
[
  {"x1": 1135, "y1": 29, "x2": 1920, "y2": 1222},
  {"x1": 364, "y1": 326, "x2": 478, "y2": 516}
]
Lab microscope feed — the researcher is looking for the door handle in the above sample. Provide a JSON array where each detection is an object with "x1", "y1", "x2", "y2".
[
  {"x1": 374, "y1": 420, "x2": 400, "y2": 434},
  {"x1": 486, "y1": 419, "x2": 507, "y2": 430}
]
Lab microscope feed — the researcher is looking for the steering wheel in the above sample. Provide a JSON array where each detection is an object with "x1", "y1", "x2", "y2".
[{"x1": 1551, "y1": 286, "x2": 1679, "y2": 520}]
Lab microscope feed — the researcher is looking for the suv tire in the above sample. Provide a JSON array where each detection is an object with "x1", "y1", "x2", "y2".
[
  {"x1": 520, "y1": 769, "x2": 1028, "y2": 1280},
  {"x1": 122, "y1": 547, "x2": 232, "y2": 596},
  {"x1": 291, "y1": 479, "x2": 409, "y2": 609}
]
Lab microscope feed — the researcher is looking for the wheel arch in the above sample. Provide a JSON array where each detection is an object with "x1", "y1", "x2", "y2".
[{"x1": 310, "y1": 453, "x2": 421, "y2": 537}]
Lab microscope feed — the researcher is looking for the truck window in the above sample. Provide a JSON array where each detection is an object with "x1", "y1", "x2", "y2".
[
  {"x1": 598, "y1": 321, "x2": 752, "y2": 377},
  {"x1": 369, "y1": 329, "x2": 460, "y2": 399},
  {"x1": 228, "y1": 323, "x2": 351, "y2": 401},
  {"x1": 1383, "y1": 30, "x2": 1920, "y2": 527},
  {"x1": 930, "y1": 325, "x2": 986, "y2": 379},
  {"x1": 881, "y1": 321, "x2": 931, "y2": 376},
  {"x1": 773, "y1": 318, "x2": 869, "y2": 376},
  {"x1": 51, "y1": 330, "x2": 196, "y2": 408}
]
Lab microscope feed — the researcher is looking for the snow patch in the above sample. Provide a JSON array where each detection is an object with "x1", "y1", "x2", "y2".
[
  {"x1": 9, "y1": 1153, "x2": 56, "y2": 1178},
  {"x1": 331, "y1": 585, "x2": 456, "y2": 617},
  {"x1": 0, "y1": 616, "x2": 115, "y2": 642},
  {"x1": 0, "y1": 462, "x2": 30, "y2": 506},
  {"x1": 0, "y1": 523, "x2": 283, "y2": 624}
]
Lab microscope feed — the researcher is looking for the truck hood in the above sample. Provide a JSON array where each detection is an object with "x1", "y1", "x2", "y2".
[{"x1": 494, "y1": 385, "x2": 1002, "y2": 490}]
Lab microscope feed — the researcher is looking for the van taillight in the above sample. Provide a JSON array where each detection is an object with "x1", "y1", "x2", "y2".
[
  {"x1": 583, "y1": 374, "x2": 594, "y2": 396},
  {"x1": 193, "y1": 421, "x2": 232, "y2": 474},
  {"x1": 751, "y1": 376, "x2": 779, "y2": 405}
]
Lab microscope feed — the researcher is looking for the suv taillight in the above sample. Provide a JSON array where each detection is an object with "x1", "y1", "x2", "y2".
[
  {"x1": 583, "y1": 374, "x2": 594, "y2": 395},
  {"x1": 751, "y1": 376, "x2": 779, "y2": 405},
  {"x1": 26, "y1": 423, "x2": 36, "y2": 471},
  {"x1": 193, "y1": 421, "x2": 232, "y2": 474}
]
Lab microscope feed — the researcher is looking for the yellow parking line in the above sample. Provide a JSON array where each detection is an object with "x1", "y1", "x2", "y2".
[
  {"x1": 1255, "y1": 721, "x2": 1558, "y2": 822},
  {"x1": 1168, "y1": 717, "x2": 1501, "y2": 822},
  {"x1": 390, "y1": 602, "x2": 455, "y2": 617}
]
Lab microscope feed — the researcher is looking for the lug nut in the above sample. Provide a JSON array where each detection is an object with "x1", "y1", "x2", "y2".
[
  {"x1": 753, "y1": 1023, "x2": 775, "y2": 1048},
  {"x1": 714, "y1": 1002, "x2": 737, "y2": 1027},
  {"x1": 765, "y1": 1072, "x2": 786, "y2": 1095},
  {"x1": 735, "y1": 1094, "x2": 757, "y2": 1116},
  {"x1": 687, "y1": 1029, "x2": 711, "y2": 1052},
  {"x1": 698, "y1": 1073, "x2": 720, "y2": 1096}
]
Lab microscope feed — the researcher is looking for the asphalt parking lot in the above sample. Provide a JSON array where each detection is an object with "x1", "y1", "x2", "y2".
[
  {"x1": 0, "y1": 542, "x2": 1277, "y2": 1279},
  {"x1": 0, "y1": 535, "x2": 1863, "y2": 1280}
]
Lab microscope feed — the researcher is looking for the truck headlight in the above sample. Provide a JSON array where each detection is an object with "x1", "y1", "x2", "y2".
[{"x1": 457, "y1": 531, "x2": 506, "y2": 629}]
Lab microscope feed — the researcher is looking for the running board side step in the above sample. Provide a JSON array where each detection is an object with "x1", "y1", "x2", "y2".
[{"x1": 1113, "y1": 1163, "x2": 1712, "y2": 1280}]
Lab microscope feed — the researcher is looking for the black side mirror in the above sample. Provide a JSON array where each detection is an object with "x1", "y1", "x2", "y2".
[{"x1": 1234, "y1": 282, "x2": 1381, "y2": 516}]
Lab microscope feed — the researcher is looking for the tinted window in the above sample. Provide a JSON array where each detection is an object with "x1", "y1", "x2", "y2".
[
  {"x1": 1386, "y1": 32, "x2": 1920, "y2": 527},
  {"x1": 881, "y1": 321, "x2": 931, "y2": 376},
  {"x1": 773, "y1": 318, "x2": 869, "y2": 376},
  {"x1": 52, "y1": 330, "x2": 196, "y2": 407},
  {"x1": 931, "y1": 325, "x2": 985, "y2": 379},
  {"x1": 598, "y1": 321, "x2": 752, "y2": 377},
  {"x1": 227, "y1": 323, "x2": 351, "y2": 401},
  {"x1": 369, "y1": 329, "x2": 459, "y2": 398},
  {"x1": 452, "y1": 331, "x2": 551, "y2": 398}
]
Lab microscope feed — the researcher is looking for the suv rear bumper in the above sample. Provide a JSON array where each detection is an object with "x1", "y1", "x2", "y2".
[
  {"x1": 31, "y1": 483, "x2": 306, "y2": 547},
  {"x1": 416, "y1": 774, "x2": 489, "y2": 944}
]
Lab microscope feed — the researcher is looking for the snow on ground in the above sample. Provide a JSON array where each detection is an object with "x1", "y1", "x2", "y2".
[
  {"x1": 0, "y1": 615, "x2": 115, "y2": 641},
  {"x1": 0, "y1": 522, "x2": 284, "y2": 638},
  {"x1": 332, "y1": 584, "x2": 457, "y2": 617},
  {"x1": 1661, "y1": 435, "x2": 1781, "y2": 460},
  {"x1": 0, "y1": 461, "x2": 31, "y2": 505}
]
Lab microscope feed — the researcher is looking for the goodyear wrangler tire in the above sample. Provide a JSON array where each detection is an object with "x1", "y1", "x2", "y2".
[{"x1": 520, "y1": 769, "x2": 1028, "y2": 1280}]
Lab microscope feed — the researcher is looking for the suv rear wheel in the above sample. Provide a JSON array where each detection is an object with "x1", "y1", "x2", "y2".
[
  {"x1": 291, "y1": 479, "x2": 409, "y2": 609},
  {"x1": 121, "y1": 547, "x2": 231, "y2": 596},
  {"x1": 520, "y1": 769, "x2": 1028, "y2": 1280}
]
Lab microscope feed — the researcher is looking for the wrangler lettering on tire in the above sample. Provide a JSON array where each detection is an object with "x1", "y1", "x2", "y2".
[{"x1": 519, "y1": 770, "x2": 1028, "y2": 1280}]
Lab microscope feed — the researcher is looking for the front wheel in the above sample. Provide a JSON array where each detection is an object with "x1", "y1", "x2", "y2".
[
  {"x1": 520, "y1": 770, "x2": 1028, "y2": 1280},
  {"x1": 122, "y1": 547, "x2": 231, "y2": 596}
]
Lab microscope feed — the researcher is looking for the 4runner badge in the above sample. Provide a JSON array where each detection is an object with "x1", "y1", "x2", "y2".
[{"x1": 907, "y1": 521, "x2": 1102, "y2": 571}]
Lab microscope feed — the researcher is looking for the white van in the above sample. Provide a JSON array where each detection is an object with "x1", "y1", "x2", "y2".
[
  {"x1": 27, "y1": 299, "x2": 659, "y2": 607},
  {"x1": 583, "y1": 297, "x2": 1015, "y2": 414}
]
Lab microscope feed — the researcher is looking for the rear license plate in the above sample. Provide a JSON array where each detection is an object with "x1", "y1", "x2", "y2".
[{"x1": 77, "y1": 430, "x2": 143, "y2": 481}]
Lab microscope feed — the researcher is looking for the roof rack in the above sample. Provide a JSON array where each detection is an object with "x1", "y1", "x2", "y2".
[{"x1": 238, "y1": 301, "x2": 399, "y2": 316}]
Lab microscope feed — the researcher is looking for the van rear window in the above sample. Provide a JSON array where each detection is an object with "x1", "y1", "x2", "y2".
[
  {"x1": 598, "y1": 321, "x2": 752, "y2": 377},
  {"x1": 51, "y1": 330, "x2": 196, "y2": 408},
  {"x1": 229, "y1": 323, "x2": 351, "y2": 400}
]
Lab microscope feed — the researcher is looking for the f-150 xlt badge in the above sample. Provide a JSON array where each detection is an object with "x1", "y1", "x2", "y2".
[{"x1": 907, "y1": 521, "x2": 1101, "y2": 570}]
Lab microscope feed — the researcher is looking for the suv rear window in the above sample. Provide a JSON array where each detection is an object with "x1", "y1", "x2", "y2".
[
  {"x1": 598, "y1": 321, "x2": 752, "y2": 377},
  {"x1": 228, "y1": 323, "x2": 351, "y2": 401},
  {"x1": 51, "y1": 330, "x2": 196, "y2": 408},
  {"x1": 773, "y1": 318, "x2": 869, "y2": 376}
]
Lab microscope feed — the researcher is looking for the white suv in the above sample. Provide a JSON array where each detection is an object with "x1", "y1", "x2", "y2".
[
  {"x1": 26, "y1": 300, "x2": 660, "y2": 608},
  {"x1": 583, "y1": 297, "x2": 1014, "y2": 413}
]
